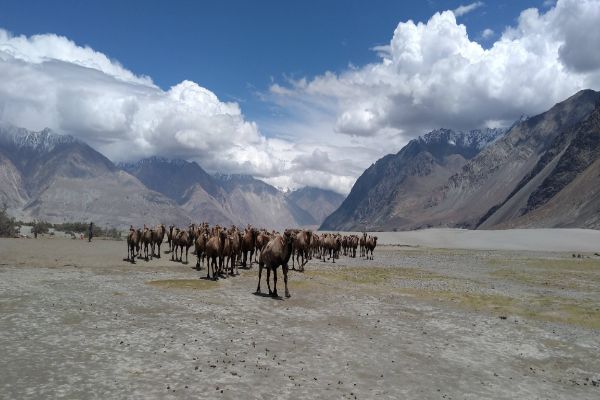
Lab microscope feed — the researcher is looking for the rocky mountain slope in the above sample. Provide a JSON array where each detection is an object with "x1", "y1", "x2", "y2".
[
  {"x1": 0, "y1": 124, "x2": 342, "y2": 229},
  {"x1": 322, "y1": 89, "x2": 600, "y2": 231},
  {"x1": 0, "y1": 124, "x2": 190, "y2": 228},
  {"x1": 321, "y1": 128, "x2": 506, "y2": 231},
  {"x1": 120, "y1": 157, "x2": 343, "y2": 230},
  {"x1": 286, "y1": 186, "x2": 345, "y2": 224}
]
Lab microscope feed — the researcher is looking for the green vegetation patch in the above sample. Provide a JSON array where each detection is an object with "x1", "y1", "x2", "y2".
[{"x1": 146, "y1": 279, "x2": 219, "y2": 290}]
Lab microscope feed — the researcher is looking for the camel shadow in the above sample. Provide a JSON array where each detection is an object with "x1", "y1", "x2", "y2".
[{"x1": 253, "y1": 292, "x2": 284, "y2": 301}]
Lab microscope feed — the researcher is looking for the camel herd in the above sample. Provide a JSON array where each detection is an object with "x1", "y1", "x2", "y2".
[{"x1": 125, "y1": 224, "x2": 378, "y2": 298}]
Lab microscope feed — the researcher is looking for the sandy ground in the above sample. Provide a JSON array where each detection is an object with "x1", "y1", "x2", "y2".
[{"x1": 1, "y1": 232, "x2": 600, "y2": 399}]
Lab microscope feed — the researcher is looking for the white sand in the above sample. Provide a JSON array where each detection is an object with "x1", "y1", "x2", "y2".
[{"x1": 345, "y1": 228, "x2": 600, "y2": 252}]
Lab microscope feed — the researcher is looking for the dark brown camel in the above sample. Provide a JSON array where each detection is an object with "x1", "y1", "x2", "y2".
[
  {"x1": 255, "y1": 230, "x2": 294, "y2": 298},
  {"x1": 241, "y1": 226, "x2": 257, "y2": 268}
]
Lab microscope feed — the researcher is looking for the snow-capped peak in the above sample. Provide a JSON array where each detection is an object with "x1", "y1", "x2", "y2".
[
  {"x1": 419, "y1": 127, "x2": 506, "y2": 150},
  {"x1": 0, "y1": 123, "x2": 77, "y2": 152}
]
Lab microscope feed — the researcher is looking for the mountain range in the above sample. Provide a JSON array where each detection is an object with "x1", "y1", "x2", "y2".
[
  {"x1": 0, "y1": 123, "x2": 343, "y2": 229},
  {"x1": 321, "y1": 89, "x2": 600, "y2": 231}
]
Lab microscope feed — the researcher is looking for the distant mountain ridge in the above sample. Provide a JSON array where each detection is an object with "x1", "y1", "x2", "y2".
[
  {"x1": 322, "y1": 89, "x2": 600, "y2": 231},
  {"x1": 0, "y1": 123, "x2": 343, "y2": 229}
]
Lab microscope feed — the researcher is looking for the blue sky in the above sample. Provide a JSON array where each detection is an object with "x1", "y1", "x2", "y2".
[
  {"x1": 0, "y1": 0, "x2": 549, "y2": 121},
  {"x1": 0, "y1": 0, "x2": 599, "y2": 193}
]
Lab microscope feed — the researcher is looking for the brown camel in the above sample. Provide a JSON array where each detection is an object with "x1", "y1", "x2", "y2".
[
  {"x1": 255, "y1": 230, "x2": 294, "y2": 298},
  {"x1": 126, "y1": 227, "x2": 139, "y2": 263},
  {"x1": 205, "y1": 229, "x2": 226, "y2": 280},
  {"x1": 151, "y1": 224, "x2": 166, "y2": 258},
  {"x1": 241, "y1": 226, "x2": 257, "y2": 268},
  {"x1": 365, "y1": 235, "x2": 378, "y2": 260},
  {"x1": 140, "y1": 225, "x2": 153, "y2": 261},
  {"x1": 220, "y1": 233, "x2": 233, "y2": 277},
  {"x1": 359, "y1": 232, "x2": 367, "y2": 257},
  {"x1": 321, "y1": 233, "x2": 341, "y2": 263},
  {"x1": 228, "y1": 227, "x2": 242, "y2": 276},
  {"x1": 166, "y1": 225, "x2": 176, "y2": 253},
  {"x1": 254, "y1": 230, "x2": 271, "y2": 263},
  {"x1": 172, "y1": 226, "x2": 194, "y2": 263},
  {"x1": 292, "y1": 229, "x2": 311, "y2": 271},
  {"x1": 194, "y1": 231, "x2": 208, "y2": 270},
  {"x1": 349, "y1": 235, "x2": 359, "y2": 258}
]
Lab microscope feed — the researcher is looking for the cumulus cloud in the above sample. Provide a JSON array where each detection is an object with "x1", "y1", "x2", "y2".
[
  {"x1": 0, "y1": 29, "x2": 290, "y2": 183},
  {"x1": 453, "y1": 1, "x2": 484, "y2": 17},
  {"x1": 269, "y1": 0, "x2": 600, "y2": 149}
]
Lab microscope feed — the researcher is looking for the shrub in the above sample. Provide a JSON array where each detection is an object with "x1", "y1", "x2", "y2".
[{"x1": 0, "y1": 205, "x2": 18, "y2": 238}]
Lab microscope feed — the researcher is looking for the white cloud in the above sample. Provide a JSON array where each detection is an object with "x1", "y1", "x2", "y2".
[
  {"x1": 453, "y1": 1, "x2": 484, "y2": 17},
  {"x1": 268, "y1": 0, "x2": 600, "y2": 163},
  {"x1": 481, "y1": 28, "x2": 494, "y2": 39}
]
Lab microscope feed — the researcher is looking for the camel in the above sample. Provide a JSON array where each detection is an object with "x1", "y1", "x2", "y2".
[
  {"x1": 228, "y1": 227, "x2": 242, "y2": 276},
  {"x1": 140, "y1": 225, "x2": 153, "y2": 261},
  {"x1": 321, "y1": 233, "x2": 341, "y2": 263},
  {"x1": 172, "y1": 226, "x2": 194, "y2": 263},
  {"x1": 312, "y1": 234, "x2": 322, "y2": 259},
  {"x1": 359, "y1": 232, "x2": 367, "y2": 257},
  {"x1": 365, "y1": 235, "x2": 378, "y2": 260},
  {"x1": 349, "y1": 235, "x2": 359, "y2": 258},
  {"x1": 255, "y1": 230, "x2": 294, "y2": 298},
  {"x1": 292, "y1": 229, "x2": 311, "y2": 271},
  {"x1": 219, "y1": 232, "x2": 233, "y2": 277},
  {"x1": 241, "y1": 226, "x2": 257, "y2": 268},
  {"x1": 342, "y1": 235, "x2": 349, "y2": 256},
  {"x1": 194, "y1": 231, "x2": 208, "y2": 270},
  {"x1": 205, "y1": 229, "x2": 226, "y2": 280},
  {"x1": 126, "y1": 227, "x2": 139, "y2": 263},
  {"x1": 254, "y1": 230, "x2": 271, "y2": 263},
  {"x1": 166, "y1": 225, "x2": 176, "y2": 253},
  {"x1": 151, "y1": 224, "x2": 166, "y2": 258}
]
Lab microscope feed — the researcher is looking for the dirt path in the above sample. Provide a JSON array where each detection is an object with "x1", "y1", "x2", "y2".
[{"x1": 1, "y1": 238, "x2": 599, "y2": 399}]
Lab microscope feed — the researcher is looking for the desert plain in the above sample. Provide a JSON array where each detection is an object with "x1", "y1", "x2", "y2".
[{"x1": 1, "y1": 229, "x2": 599, "y2": 399}]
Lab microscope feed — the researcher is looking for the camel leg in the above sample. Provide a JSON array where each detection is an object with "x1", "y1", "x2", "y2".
[
  {"x1": 271, "y1": 268, "x2": 278, "y2": 298},
  {"x1": 249, "y1": 250, "x2": 254, "y2": 268},
  {"x1": 266, "y1": 267, "x2": 272, "y2": 295},
  {"x1": 255, "y1": 262, "x2": 263, "y2": 293},
  {"x1": 185, "y1": 247, "x2": 189, "y2": 264},
  {"x1": 283, "y1": 264, "x2": 290, "y2": 298}
]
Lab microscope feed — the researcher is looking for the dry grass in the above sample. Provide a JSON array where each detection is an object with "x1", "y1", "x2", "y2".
[
  {"x1": 305, "y1": 266, "x2": 443, "y2": 285},
  {"x1": 397, "y1": 288, "x2": 600, "y2": 329},
  {"x1": 146, "y1": 279, "x2": 219, "y2": 290}
]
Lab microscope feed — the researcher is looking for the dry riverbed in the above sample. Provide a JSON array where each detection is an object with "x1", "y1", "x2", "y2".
[{"x1": 1, "y1": 237, "x2": 599, "y2": 399}]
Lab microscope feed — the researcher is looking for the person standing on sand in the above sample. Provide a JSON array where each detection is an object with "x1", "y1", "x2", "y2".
[{"x1": 88, "y1": 222, "x2": 93, "y2": 242}]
